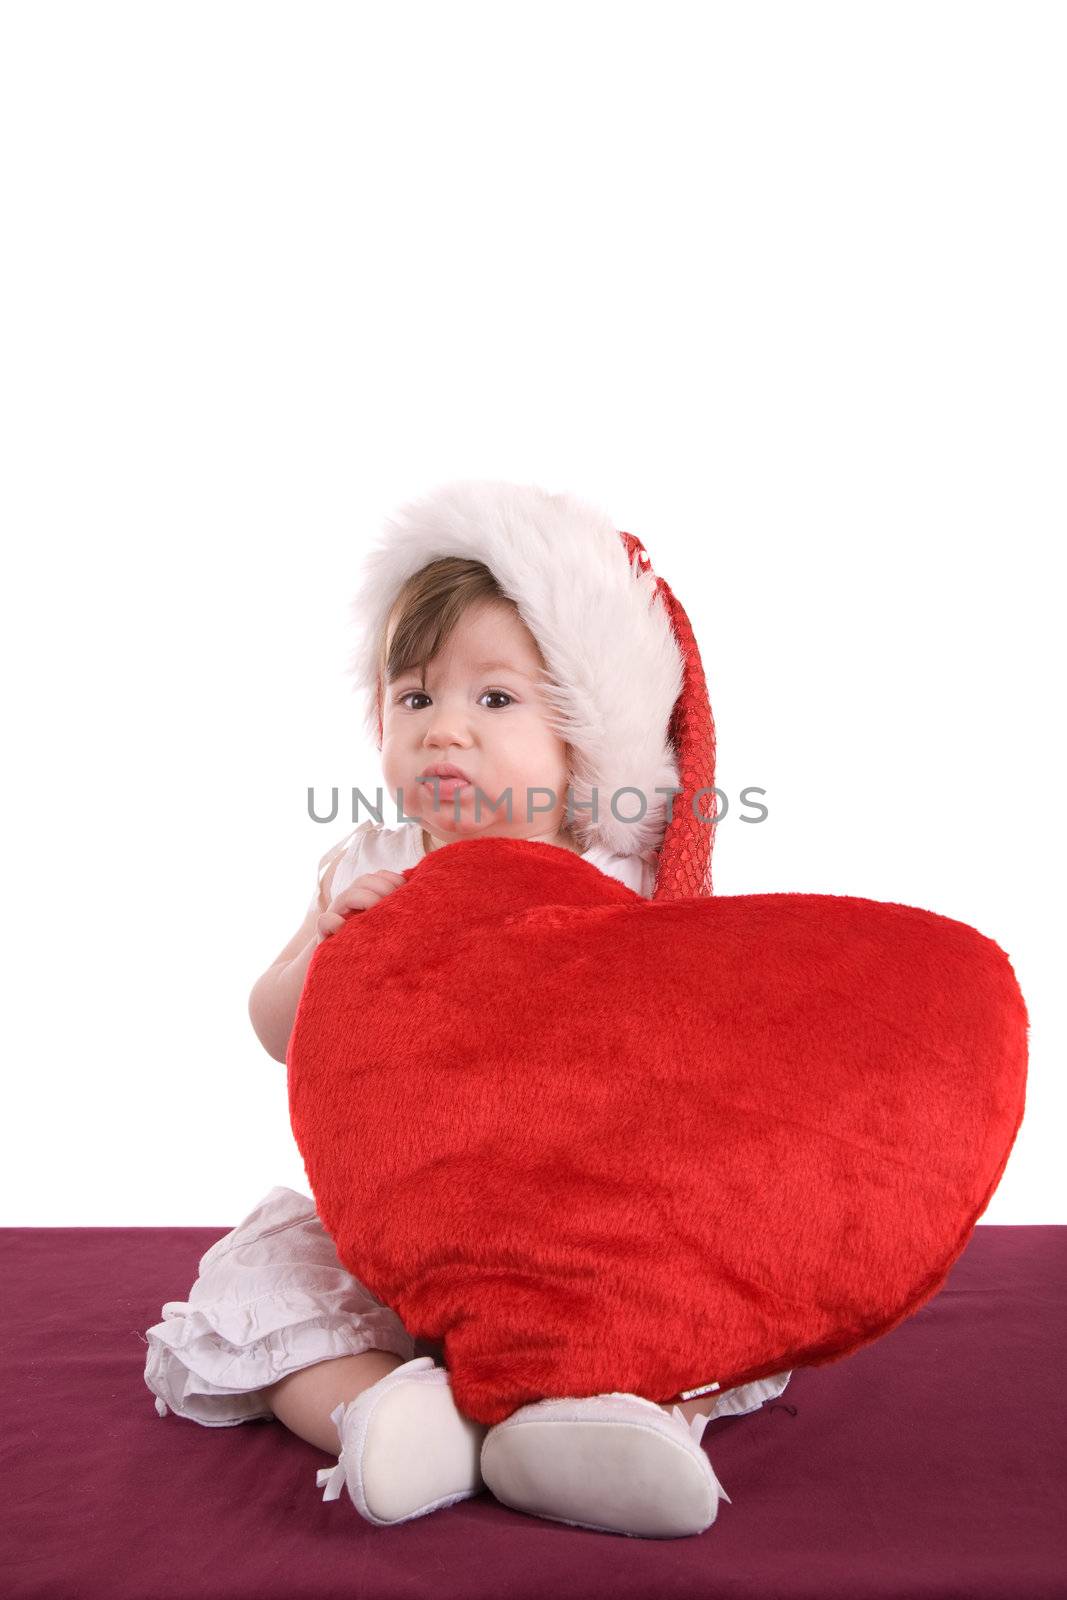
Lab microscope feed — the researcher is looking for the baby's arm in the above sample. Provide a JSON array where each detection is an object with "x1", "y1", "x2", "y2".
[{"x1": 248, "y1": 864, "x2": 408, "y2": 1063}]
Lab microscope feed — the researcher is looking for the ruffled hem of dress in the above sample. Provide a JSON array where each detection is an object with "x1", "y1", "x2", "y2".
[
  {"x1": 143, "y1": 1303, "x2": 417, "y2": 1427},
  {"x1": 708, "y1": 1368, "x2": 793, "y2": 1419}
]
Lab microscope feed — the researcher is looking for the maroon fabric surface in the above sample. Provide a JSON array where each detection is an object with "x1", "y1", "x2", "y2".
[{"x1": 1, "y1": 1222, "x2": 1063, "y2": 1600}]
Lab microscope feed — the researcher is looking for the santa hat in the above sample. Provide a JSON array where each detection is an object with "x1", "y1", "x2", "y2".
[{"x1": 347, "y1": 479, "x2": 716, "y2": 899}]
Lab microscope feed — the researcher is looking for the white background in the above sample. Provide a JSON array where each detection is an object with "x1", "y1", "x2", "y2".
[{"x1": 2, "y1": 3, "x2": 1062, "y2": 1223}]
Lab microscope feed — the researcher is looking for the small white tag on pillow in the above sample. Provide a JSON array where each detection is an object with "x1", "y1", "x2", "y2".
[{"x1": 678, "y1": 1379, "x2": 721, "y2": 1400}]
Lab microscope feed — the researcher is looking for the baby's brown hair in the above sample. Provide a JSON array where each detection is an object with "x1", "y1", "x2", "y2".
[{"x1": 379, "y1": 556, "x2": 519, "y2": 692}]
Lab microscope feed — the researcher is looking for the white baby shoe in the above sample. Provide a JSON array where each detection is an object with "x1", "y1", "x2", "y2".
[
  {"x1": 480, "y1": 1391, "x2": 732, "y2": 1539},
  {"x1": 316, "y1": 1355, "x2": 488, "y2": 1526}
]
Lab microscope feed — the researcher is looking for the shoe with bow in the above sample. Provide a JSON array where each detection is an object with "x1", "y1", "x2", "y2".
[
  {"x1": 316, "y1": 1355, "x2": 488, "y2": 1526},
  {"x1": 480, "y1": 1391, "x2": 732, "y2": 1539}
]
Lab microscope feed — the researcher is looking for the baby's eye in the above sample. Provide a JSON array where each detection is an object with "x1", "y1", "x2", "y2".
[{"x1": 395, "y1": 690, "x2": 513, "y2": 710}]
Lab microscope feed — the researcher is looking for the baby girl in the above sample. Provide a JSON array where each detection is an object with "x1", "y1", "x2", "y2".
[{"x1": 144, "y1": 481, "x2": 791, "y2": 1540}]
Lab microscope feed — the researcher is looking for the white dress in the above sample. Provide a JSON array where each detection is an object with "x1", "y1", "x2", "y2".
[
  {"x1": 307, "y1": 817, "x2": 659, "y2": 912},
  {"x1": 143, "y1": 823, "x2": 792, "y2": 1426}
]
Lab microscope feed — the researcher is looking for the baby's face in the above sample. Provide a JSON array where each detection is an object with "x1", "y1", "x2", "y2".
[{"x1": 380, "y1": 600, "x2": 574, "y2": 849}]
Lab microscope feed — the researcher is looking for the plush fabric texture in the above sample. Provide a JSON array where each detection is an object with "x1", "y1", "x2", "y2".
[{"x1": 287, "y1": 836, "x2": 1029, "y2": 1428}]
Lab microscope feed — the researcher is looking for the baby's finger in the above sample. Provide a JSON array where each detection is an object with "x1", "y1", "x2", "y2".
[{"x1": 358, "y1": 869, "x2": 406, "y2": 889}]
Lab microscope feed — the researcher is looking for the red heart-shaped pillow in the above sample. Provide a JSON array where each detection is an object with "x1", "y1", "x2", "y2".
[{"x1": 288, "y1": 836, "x2": 1028, "y2": 1426}]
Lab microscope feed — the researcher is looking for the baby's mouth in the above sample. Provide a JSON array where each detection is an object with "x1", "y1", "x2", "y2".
[{"x1": 418, "y1": 770, "x2": 472, "y2": 802}]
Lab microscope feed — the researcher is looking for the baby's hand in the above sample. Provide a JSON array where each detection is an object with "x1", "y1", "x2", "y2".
[{"x1": 317, "y1": 870, "x2": 408, "y2": 941}]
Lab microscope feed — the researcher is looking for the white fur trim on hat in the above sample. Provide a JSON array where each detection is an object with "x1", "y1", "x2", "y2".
[{"x1": 347, "y1": 479, "x2": 684, "y2": 859}]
